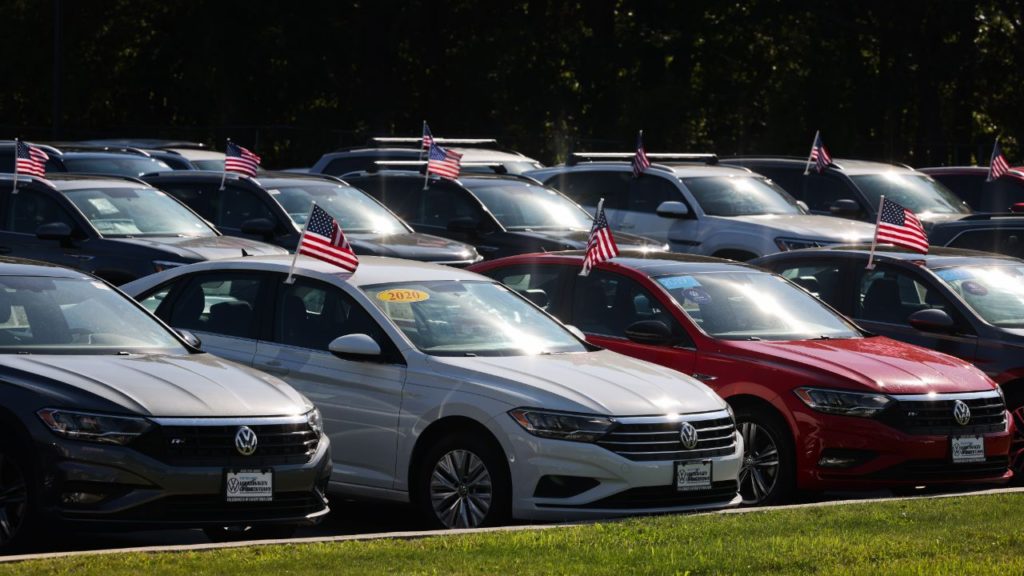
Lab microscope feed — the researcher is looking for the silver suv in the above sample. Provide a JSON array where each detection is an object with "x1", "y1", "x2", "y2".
[{"x1": 527, "y1": 154, "x2": 876, "y2": 260}]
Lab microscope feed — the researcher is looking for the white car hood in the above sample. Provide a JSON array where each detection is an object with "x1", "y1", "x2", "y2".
[
  {"x1": 427, "y1": 350, "x2": 725, "y2": 416},
  {"x1": 724, "y1": 214, "x2": 876, "y2": 242}
]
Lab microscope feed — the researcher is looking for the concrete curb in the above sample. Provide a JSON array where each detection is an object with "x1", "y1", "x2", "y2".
[{"x1": 3, "y1": 486, "x2": 1023, "y2": 564}]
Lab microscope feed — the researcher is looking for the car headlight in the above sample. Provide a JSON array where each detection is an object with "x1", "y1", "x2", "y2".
[
  {"x1": 793, "y1": 387, "x2": 893, "y2": 418},
  {"x1": 307, "y1": 407, "x2": 324, "y2": 437},
  {"x1": 725, "y1": 402, "x2": 736, "y2": 424},
  {"x1": 775, "y1": 237, "x2": 827, "y2": 251},
  {"x1": 509, "y1": 408, "x2": 615, "y2": 442},
  {"x1": 153, "y1": 260, "x2": 188, "y2": 272},
  {"x1": 37, "y1": 409, "x2": 153, "y2": 445}
]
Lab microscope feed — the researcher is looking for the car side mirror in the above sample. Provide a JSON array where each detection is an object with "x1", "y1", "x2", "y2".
[
  {"x1": 176, "y1": 329, "x2": 202, "y2": 349},
  {"x1": 655, "y1": 201, "x2": 690, "y2": 219},
  {"x1": 36, "y1": 222, "x2": 73, "y2": 243},
  {"x1": 328, "y1": 333, "x2": 382, "y2": 360},
  {"x1": 240, "y1": 217, "x2": 277, "y2": 238},
  {"x1": 796, "y1": 200, "x2": 810, "y2": 213},
  {"x1": 625, "y1": 320, "x2": 673, "y2": 345},
  {"x1": 907, "y1": 309, "x2": 955, "y2": 333},
  {"x1": 830, "y1": 199, "x2": 861, "y2": 217}
]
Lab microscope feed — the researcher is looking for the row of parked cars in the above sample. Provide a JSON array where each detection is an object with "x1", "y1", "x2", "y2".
[{"x1": 0, "y1": 136, "x2": 1021, "y2": 552}]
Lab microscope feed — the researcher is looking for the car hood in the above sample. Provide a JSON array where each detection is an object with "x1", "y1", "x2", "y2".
[
  {"x1": 112, "y1": 235, "x2": 287, "y2": 261},
  {"x1": 723, "y1": 337, "x2": 994, "y2": 394},
  {"x1": 347, "y1": 232, "x2": 480, "y2": 262},
  {"x1": 0, "y1": 353, "x2": 311, "y2": 417},
  {"x1": 511, "y1": 229, "x2": 668, "y2": 252},
  {"x1": 427, "y1": 350, "x2": 724, "y2": 416},
  {"x1": 918, "y1": 212, "x2": 969, "y2": 229},
  {"x1": 722, "y1": 214, "x2": 876, "y2": 243}
]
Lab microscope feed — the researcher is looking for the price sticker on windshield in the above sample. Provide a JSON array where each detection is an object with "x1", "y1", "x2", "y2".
[{"x1": 377, "y1": 289, "x2": 430, "y2": 303}]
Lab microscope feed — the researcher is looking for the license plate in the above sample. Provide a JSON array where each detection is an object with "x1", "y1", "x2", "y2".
[
  {"x1": 951, "y1": 436, "x2": 985, "y2": 464},
  {"x1": 225, "y1": 469, "x2": 273, "y2": 502},
  {"x1": 675, "y1": 461, "x2": 712, "y2": 492}
]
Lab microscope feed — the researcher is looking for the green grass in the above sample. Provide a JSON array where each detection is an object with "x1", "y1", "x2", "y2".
[{"x1": 5, "y1": 494, "x2": 1024, "y2": 575}]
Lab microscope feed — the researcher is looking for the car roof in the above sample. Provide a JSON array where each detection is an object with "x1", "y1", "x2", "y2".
[
  {"x1": 535, "y1": 161, "x2": 751, "y2": 178},
  {"x1": 164, "y1": 148, "x2": 225, "y2": 160},
  {"x1": 757, "y1": 244, "x2": 1021, "y2": 269},
  {"x1": 141, "y1": 170, "x2": 343, "y2": 188},
  {"x1": 0, "y1": 172, "x2": 150, "y2": 190},
  {"x1": 325, "y1": 146, "x2": 539, "y2": 163},
  {"x1": 724, "y1": 156, "x2": 918, "y2": 176},
  {"x1": 0, "y1": 256, "x2": 91, "y2": 278},
  {"x1": 488, "y1": 250, "x2": 761, "y2": 276}
]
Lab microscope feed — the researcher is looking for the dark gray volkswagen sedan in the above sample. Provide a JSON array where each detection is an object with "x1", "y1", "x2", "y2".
[{"x1": 0, "y1": 258, "x2": 330, "y2": 552}]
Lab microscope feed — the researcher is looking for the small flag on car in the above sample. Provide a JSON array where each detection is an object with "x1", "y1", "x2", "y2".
[
  {"x1": 225, "y1": 140, "x2": 261, "y2": 177},
  {"x1": 14, "y1": 139, "x2": 48, "y2": 178},
  {"x1": 806, "y1": 130, "x2": 832, "y2": 174},
  {"x1": 632, "y1": 130, "x2": 650, "y2": 177},
  {"x1": 580, "y1": 199, "x2": 620, "y2": 276},
  {"x1": 866, "y1": 196, "x2": 928, "y2": 268},
  {"x1": 286, "y1": 204, "x2": 359, "y2": 281},
  {"x1": 422, "y1": 121, "x2": 434, "y2": 150},
  {"x1": 425, "y1": 142, "x2": 463, "y2": 183},
  {"x1": 988, "y1": 138, "x2": 1010, "y2": 182}
]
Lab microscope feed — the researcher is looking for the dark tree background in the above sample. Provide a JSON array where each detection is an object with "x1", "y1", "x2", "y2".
[{"x1": 2, "y1": 0, "x2": 1021, "y2": 168}]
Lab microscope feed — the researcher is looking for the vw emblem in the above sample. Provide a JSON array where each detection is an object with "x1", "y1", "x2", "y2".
[
  {"x1": 234, "y1": 426, "x2": 258, "y2": 456},
  {"x1": 953, "y1": 400, "x2": 972, "y2": 426},
  {"x1": 679, "y1": 422, "x2": 700, "y2": 450}
]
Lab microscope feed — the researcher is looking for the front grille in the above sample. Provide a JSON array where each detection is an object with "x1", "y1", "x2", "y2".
[
  {"x1": 881, "y1": 392, "x2": 1007, "y2": 435},
  {"x1": 134, "y1": 421, "x2": 319, "y2": 467},
  {"x1": 69, "y1": 491, "x2": 328, "y2": 523},
  {"x1": 542, "y1": 481, "x2": 738, "y2": 509},
  {"x1": 597, "y1": 411, "x2": 737, "y2": 462},
  {"x1": 866, "y1": 457, "x2": 1010, "y2": 481}
]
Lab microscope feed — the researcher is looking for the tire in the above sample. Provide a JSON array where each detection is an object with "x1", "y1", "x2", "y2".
[
  {"x1": 413, "y1": 433, "x2": 511, "y2": 529},
  {"x1": 203, "y1": 524, "x2": 297, "y2": 543},
  {"x1": 735, "y1": 405, "x2": 795, "y2": 506},
  {"x1": 0, "y1": 437, "x2": 38, "y2": 553}
]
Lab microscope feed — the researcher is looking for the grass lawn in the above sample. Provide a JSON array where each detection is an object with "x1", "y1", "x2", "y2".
[{"x1": 4, "y1": 493, "x2": 1024, "y2": 575}]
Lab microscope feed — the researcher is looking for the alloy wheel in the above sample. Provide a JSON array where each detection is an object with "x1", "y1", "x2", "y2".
[
  {"x1": 0, "y1": 453, "x2": 28, "y2": 546},
  {"x1": 429, "y1": 449, "x2": 493, "y2": 528},
  {"x1": 738, "y1": 421, "x2": 781, "y2": 504}
]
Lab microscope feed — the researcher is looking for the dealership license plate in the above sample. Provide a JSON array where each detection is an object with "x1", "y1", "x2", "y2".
[
  {"x1": 676, "y1": 461, "x2": 712, "y2": 492},
  {"x1": 951, "y1": 436, "x2": 985, "y2": 464},
  {"x1": 225, "y1": 469, "x2": 273, "y2": 502}
]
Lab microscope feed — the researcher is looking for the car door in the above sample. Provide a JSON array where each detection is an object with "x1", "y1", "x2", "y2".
[
  {"x1": 0, "y1": 186, "x2": 91, "y2": 270},
  {"x1": 252, "y1": 275, "x2": 407, "y2": 490},
  {"x1": 569, "y1": 268, "x2": 697, "y2": 375},
  {"x1": 620, "y1": 174, "x2": 701, "y2": 251}
]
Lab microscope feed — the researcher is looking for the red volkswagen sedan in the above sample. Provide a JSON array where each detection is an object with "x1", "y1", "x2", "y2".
[{"x1": 471, "y1": 252, "x2": 1014, "y2": 504}]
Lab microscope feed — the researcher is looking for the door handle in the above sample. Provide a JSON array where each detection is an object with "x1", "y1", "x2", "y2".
[{"x1": 691, "y1": 373, "x2": 717, "y2": 382}]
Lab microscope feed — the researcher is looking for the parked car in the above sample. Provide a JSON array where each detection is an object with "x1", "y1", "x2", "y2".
[
  {"x1": 310, "y1": 137, "x2": 544, "y2": 177},
  {"x1": 720, "y1": 156, "x2": 971, "y2": 228},
  {"x1": 919, "y1": 166, "x2": 1024, "y2": 212},
  {"x1": 122, "y1": 255, "x2": 743, "y2": 528},
  {"x1": 471, "y1": 251, "x2": 1014, "y2": 504},
  {"x1": 344, "y1": 169, "x2": 669, "y2": 259},
  {"x1": 0, "y1": 257, "x2": 330, "y2": 551},
  {"x1": 929, "y1": 214, "x2": 1024, "y2": 259},
  {"x1": 527, "y1": 154, "x2": 875, "y2": 260},
  {"x1": 0, "y1": 173, "x2": 286, "y2": 284},
  {"x1": 141, "y1": 170, "x2": 482, "y2": 265}
]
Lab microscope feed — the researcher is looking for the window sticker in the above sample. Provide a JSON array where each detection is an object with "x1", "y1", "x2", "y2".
[
  {"x1": 267, "y1": 189, "x2": 281, "y2": 195},
  {"x1": 658, "y1": 276, "x2": 701, "y2": 290},
  {"x1": 682, "y1": 287, "x2": 712, "y2": 304},
  {"x1": 87, "y1": 197, "x2": 119, "y2": 215},
  {"x1": 376, "y1": 289, "x2": 431, "y2": 303}
]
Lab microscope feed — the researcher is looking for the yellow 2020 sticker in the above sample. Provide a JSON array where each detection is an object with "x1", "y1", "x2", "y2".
[{"x1": 377, "y1": 289, "x2": 430, "y2": 303}]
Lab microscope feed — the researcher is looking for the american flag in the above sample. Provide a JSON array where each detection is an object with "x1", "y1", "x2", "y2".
[
  {"x1": 427, "y1": 143, "x2": 462, "y2": 180},
  {"x1": 225, "y1": 141, "x2": 261, "y2": 177},
  {"x1": 298, "y1": 204, "x2": 359, "y2": 272},
  {"x1": 875, "y1": 197, "x2": 928, "y2": 254},
  {"x1": 580, "y1": 201, "x2": 619, "y2": 276},
  {"x1": 988, "y1": 139, "x2": 1010, "y2": 182},
  {"x1": 809, "y1": 132, "x2": 832, "y2": 173},
  {"x1": 15, "y1": 140, "x2": 48, "y2": 178},
  {"x1": 422, "y1": 122, "x2": 434, "y2": 150},
  {"x1": 632, "y1": 130, "x2": 650, "y2": 177}
]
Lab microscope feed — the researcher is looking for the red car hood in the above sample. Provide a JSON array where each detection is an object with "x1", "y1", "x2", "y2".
[{"x1": 723, "y1": 336, "x2": 994, "y2": 395}]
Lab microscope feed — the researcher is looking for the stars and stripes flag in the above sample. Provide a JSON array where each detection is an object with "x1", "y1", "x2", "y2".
[
  {"x1": 632, "y1": 130, "x2": 650, "y2": 177},
  {"x1": 296, "y1": 204, "x2": 359, "y2": 273},
  {"x1": 225, "y1": 141, "x2": 261, "y2": 177},
  {"x1": 874, "y1": 197, "x2": 928, "y2": 254},
  {"x1": 15, "y1": 139, "x2": 48, "y2": 178},
  {"x1": 807, "y1": 131, "x2": 832, "y2": 174},
  {"x1": 422, "y1": 121, "x2": 434, "y2": 150},
  {"x1": 988, "y1": 138, "x2": 1010, "y2": 182},
  {"x1": 427, "y1": 142, "x2": 462, "y2": 180},
  {"x1": 580, "y1": 199, "x2": 620, "y2": 276}
]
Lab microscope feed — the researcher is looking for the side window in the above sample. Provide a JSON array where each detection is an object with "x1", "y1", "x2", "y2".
[
  {"x1": 777, "y1": 263, "x2": 844, "y2": 309},
  {"x1": 418, "y1": 186, "x2": 483, "y2": 228},
  {"x1": 572, "y1": 269, "x2": 688, "y2": 344},
  {"x1": 7, "y1": 190, "x2": 76, "y2": 234},
  {"x1": 274, "y1": 278, "x2": 387, "y2": 351},
  {"x1": 984, "y1": 179, "x2": 1024, "y2": 213},
  {"x1": 138, "y1": 283, "x2": 175, "y2": 314},
  {"x1": 803, "y1": 174, "x2": 859, "y2": 212},
  {"x1": 168, "y1": 273, "x2": 265, "y2": 339},
  {"x1": 751, "y1": 167, "x2": 804, "y2": 198},
  {"x1": 485, "y1": 264, "x2": 566, "y2": 311},
  {"x1": 946, "y1": 229, "x2": 1024, "y2": 259},
  {"x1": 855, "y1": 265, "x2": 951, "y2": 325},
  {"x1": 324, "y1": 157, "x2": 371, "y2": 177},
  {"x1": 349, "y1": 177, "x2": 423, "y2": 223},
  {"x1": 219, "y1": 186, "x2": 275, "y2": 229},
  {"x1": 546, "y1": 171, "x2": 629, "y2": 210},
  {"x1": 627, "y1": 175, "x2": 686, "y2": 215},
  {"x1": 157, "y1": 183, "x2": 221, "y2": 222},
  {"x1": 932, "y1": 175, "x2": 984, "y2": 210}
]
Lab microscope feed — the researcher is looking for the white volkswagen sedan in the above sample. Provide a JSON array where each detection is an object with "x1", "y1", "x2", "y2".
[{"x1": 122, "y1": 256, "x2": 742, "y2": 527}]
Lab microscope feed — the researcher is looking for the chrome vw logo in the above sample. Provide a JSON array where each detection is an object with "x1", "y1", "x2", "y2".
[
  {"x1": 234, "y1": 426, "x2": 258, "y2": 456},
  {"x1": 679, "y1": 422, "x2": 700, "y2": 450},
  {"x1": 953, "y1": 400, "x2": 972, "y2": 426}
]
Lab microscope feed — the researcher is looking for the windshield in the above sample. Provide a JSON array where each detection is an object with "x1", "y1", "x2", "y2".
[
  {"x1": 682, "y1": 176, "x2": 803, "y2": 216},
  {"x1": 363, "y1": 280, "x2": 587, "y2": 356},
  {"x1": 65, "y1": 187, "x2": 215, "y2": 237},
  {"x1": 62, "y1": 156, "x2": 173, "y2": 177},
  {"x1": 934, "y1": 265, "x2": 1024, "y2": 328},
  {"x1": 270, "y1": 182, "x2": 406, "y2": 234},
  {"x1": 467, "y1": 181, "x2": 593, "y2": 230},
  {"x1": 851, "y1": 174, "x2": 970, "y2": 215},
  {"x1": 657, "y1": 271, "x2": 861, "y2": 340},
  {"x1": 0, "y1": 276, "x2": 185, "y2": 353}
]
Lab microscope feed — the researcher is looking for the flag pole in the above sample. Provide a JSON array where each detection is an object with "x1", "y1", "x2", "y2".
[
  {"x1": 11, "y1": 138, "x2": 18, "y2": 193},
  {"x1": 803, "y1": 130, "x2": 819, "y2": 175},
  {"x1": 865, "y1": 194, "x2": 886, "y2": 270},
  {"x1": 419, "y1": 121, "x2": 426, "y2": 161},
  {"x1": 220, "y1": 138, "x2": 230, "y2": 190},
  {"x1": 285, "y1": 202, "x2": 317, "y2": 285},
  {"x1": 422, "y1": 154, "x2": 431, "y2": 190}
]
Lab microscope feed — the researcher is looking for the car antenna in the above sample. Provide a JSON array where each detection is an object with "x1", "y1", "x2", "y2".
[{"x1": 241, "y1": 248, "x2": 251, "y2": 257}]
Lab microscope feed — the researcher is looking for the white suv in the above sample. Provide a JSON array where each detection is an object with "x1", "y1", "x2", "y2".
[
  {"x1": 123, "y1": 255, "x2": 743, "y2": 528},
  {"x1": 528, "y1": 154, "x2": 877, "y2": 260}
]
